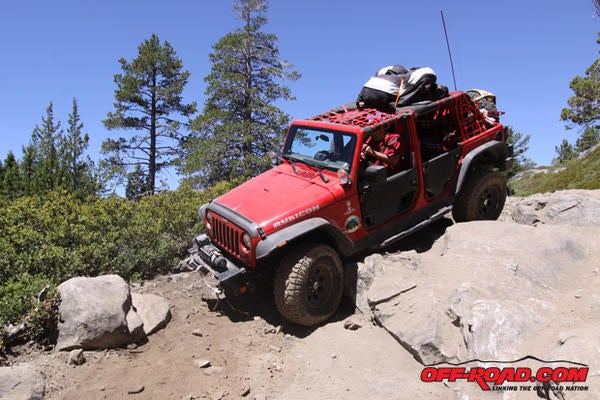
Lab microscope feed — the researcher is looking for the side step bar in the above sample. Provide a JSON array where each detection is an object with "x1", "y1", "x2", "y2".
[{"x1": 377, "y1": 205, "x2": 453, "y2": 249}]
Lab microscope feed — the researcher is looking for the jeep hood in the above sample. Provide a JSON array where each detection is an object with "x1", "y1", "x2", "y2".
[{"x1": 212, "y1": 166, "x2": 335, "y2": 231}]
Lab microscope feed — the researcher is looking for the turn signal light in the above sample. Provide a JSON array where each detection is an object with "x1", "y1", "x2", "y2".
[{"x1": 337, "y1": 169, "x2": 352, "y2": 185}]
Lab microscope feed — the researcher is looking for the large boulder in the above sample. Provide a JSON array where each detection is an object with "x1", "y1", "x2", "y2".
[
  {"x1": 357, "y1": 220, "x2": 600, "y2": 366},
  {"x1": 57, "y1": 275, "x2": 139, "y2": 350},
  {"x1": 356, "y1": 252, "x2": 465, "y2": 364},
  {"x1": 509, "y1": 189, "x2": 600, "y2": 226},
  {"x1": 0, "y1": 363, "x2": 45, "y2": 400}
]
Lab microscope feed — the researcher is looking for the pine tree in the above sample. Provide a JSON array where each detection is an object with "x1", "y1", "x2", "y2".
[
  {"x1": 560, "y1": 33, "x2": 600, "y2": 128},
  {"x1": 29, "y1": 102, "x2": 63, "y2": 193},
  {"x1": 183, "y1": 0, "x2": 300, "y2": 188},
  {"x1": 504, "y1": 126, "x2": 536, "y2": 178},
  {"x1": 553, "y1": 138, "x2": 577, "y2": 165},
  {"x1": 102, "y1": 33, "x2": 197, "y2": 195},
  {"x1": 20, "y1": 145, "x2": 37, "y2": 196},
  {"x1": 125, "y1": 164, "x2": 149, "y2": 200},
  {"x1": 60, "y1": 98, "x2": 98, "y2": 196},
  {"x1": 575, "y1": 126, "x2": 600, "y2": 153},
  {"x1": 1, "y1": 152, "x2": 21, "y2": 199}
]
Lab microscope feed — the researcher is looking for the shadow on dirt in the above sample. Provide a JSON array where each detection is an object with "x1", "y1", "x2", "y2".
[
  {"x1": 202, "y1": 217, "x2": 453, "y2": 336},
  {"x1": 202, "y1": 280, "x2": 356, "y2": 339}
]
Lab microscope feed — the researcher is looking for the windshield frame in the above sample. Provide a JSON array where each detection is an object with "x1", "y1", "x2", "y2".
[{"x1": 282, "y1": 125, "x2": 357, "y2": 173}]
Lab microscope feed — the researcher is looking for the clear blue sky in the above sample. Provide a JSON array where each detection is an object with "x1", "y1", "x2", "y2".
[{"x1": 1, "y1": 0, "x2": 598, "y2": 185}]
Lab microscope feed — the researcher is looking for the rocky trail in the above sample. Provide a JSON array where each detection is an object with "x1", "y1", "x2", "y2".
[{"x1": 3, "y1": 190, "x2": 600, "y2": 400}]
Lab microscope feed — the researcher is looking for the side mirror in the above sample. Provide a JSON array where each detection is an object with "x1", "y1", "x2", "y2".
[{"x1": 363, "y1": 165, "x2": 387, "y2": 184}]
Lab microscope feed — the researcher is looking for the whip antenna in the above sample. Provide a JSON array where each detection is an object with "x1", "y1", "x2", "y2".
[{"x1": 440, "y1": 10, "x2": 457, "y2": 91}]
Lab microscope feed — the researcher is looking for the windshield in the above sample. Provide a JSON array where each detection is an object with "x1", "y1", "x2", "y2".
[{"x1": 283, "y1": 126, "x2": 356, "y2": 172}]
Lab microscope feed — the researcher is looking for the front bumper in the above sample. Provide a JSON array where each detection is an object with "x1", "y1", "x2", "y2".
[{"x1": 188, "y1": 234, "x2": 248, "y2": 289}]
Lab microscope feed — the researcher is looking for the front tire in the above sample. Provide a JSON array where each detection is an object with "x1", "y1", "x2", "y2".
[
  {"x1": 452, "y1": 170, "x2": 507, "y2": 222},
  {"x1": 274, "y1": 244, "x2": 344, "y2": 326}
]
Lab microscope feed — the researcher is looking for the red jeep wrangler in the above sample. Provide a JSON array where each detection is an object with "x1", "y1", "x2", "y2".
[{"x1": 190, "y1": 91, "x2": 512, "y2": 326}]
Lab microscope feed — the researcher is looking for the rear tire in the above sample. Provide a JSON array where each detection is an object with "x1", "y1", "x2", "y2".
[
  {"x1": 452, "y1": 170, "x2": 507, "y2": 222},
  {"x1": 274, "y1": 244, "x2": 344, "y2": 326}
]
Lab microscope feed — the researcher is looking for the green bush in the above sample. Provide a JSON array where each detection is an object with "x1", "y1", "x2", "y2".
[
  {"x1": 0, "y1": 274, "x2": 55, "y2": 326},
  {"x1": 0, "y1": 181, "x2": 240, "y2": 353},
  {"x1": 0, "y1": 274, "x2": 59, "y2": 353},
  {"x1": 0, "y1": 186, "x2": 226, "y2": 285}
]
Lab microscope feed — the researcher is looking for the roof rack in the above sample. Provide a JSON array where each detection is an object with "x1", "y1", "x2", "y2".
[
  {"x1": 307, "y1": 92, "x2": 493, "y2": 140},
  {"x1": 309, "y1": 103, "x2": 398, "y2": 130}
]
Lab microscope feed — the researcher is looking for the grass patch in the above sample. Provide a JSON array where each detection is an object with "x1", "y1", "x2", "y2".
[{"x1": 511, "y1": 146, "x2": 600, "y2": 196}]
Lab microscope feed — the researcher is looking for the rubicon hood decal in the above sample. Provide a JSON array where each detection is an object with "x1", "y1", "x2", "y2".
[{"x1": 274, "y1": 205, "x2": 320, "y2": 229}]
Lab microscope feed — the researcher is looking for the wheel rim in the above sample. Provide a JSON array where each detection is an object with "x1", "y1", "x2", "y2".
[
  {"x1": 305, "y1": 261, "x2": 334, "y2": 310},
  {"x1": 477, "y1": 186, "x2": 500, "y2": 218}
]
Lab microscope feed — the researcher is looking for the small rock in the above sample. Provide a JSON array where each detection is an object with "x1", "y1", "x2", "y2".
[
  {"x1": 127, "y1": 385, "x2": 145, "y2": 394},
  {"x1": 193, "y1": 359, "x2": 211, "y2": 368},
  {"x1": 263, "y1": 326, "x2": 276, "y2": 334},
  {"x1": 343, "y1": 315, "x2": 363, "y2": 331},
  {"x1": 191, "y1": 329, "x2": 204, "y2": 337},
  {"x1": 67, "y1": 349, "x2": 86, "y2": 365},
  {"x1": 268, "y1": 345, "x2": 281, "y2": 353},
  {"x1": 241, "y1": 386, "x2": 251, "y2": 397}
]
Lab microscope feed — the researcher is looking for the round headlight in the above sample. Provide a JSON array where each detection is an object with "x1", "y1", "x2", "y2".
[
  {"x1": 242, "y1": 233, "x2": 251, "y2": 249},
  {"x1": 205, "y1": 211, "x2": 213, "y2": 231}
]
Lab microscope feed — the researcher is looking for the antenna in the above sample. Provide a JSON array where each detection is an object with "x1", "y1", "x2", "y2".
[{"x1": 440, "y1": 10, "x2": 458, "y2": 91}]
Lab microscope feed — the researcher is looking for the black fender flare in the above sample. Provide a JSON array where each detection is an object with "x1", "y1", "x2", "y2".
[
  {"x1": 455, "y1": 140, "x2": 511, "y2": 195},
  {"x1": 255, "y1": 218, "x2": 354, "y2": 261}
]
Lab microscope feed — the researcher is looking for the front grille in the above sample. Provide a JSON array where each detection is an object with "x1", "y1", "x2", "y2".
[{"x1": 211, "y1": 215, "x2": 242, "y2": 258}]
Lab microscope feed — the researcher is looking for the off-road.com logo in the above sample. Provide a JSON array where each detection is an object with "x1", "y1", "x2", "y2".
[{"x1": 421, "y1": 366, "x2": 589, "y2": 390}]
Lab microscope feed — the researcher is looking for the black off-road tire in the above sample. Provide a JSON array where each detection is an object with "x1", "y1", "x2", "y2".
[
  {"x1": 274, "y1": 244, "x2": 344, "y2": 326},
  {"x1": 452, "y1": 170, "x2": 507, "y2": 222}
]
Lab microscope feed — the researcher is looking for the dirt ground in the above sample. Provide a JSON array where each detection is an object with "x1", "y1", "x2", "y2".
[{"x1": 7, "y1": 263, "x2": 458, "y2": 400}]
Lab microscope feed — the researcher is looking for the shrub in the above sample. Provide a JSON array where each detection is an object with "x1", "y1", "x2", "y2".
[
  {"x1": 0, "y1": 274, "x2": 58, "y2": 354},
  {"x1": 0, "y1": 181, "x2": 241, "y2": 353},
  {"x1": 0, "y1": 274, "x2": 55, "y2": 326}
]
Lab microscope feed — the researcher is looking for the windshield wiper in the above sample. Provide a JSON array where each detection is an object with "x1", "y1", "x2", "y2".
[
  {"x1": 304, "y1": 162, "x2": 329, "y2": 183},
  {"x1": 281, "y1": 154, "x2": 298, "y2": 174},
  {"x1": 315, "y1": 167, "x2": 329, "y2": 183},
  {"x1": 283, "y1": 154, "x2": 328, "y2": 183}
]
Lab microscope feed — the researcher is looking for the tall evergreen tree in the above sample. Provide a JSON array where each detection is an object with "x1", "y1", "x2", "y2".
[
  {"x1": 29, "y1": 102, "x2": 63, "y2": 193},
  {"x1": 575, "y1": 126, "x2": 600, "y2": 153},
  {"x1": 504, "y1": 126, "x2": 536, "y2": 178},
  {"x1": 61, "y1": 98, "x2": 98, "y2": 195},
  {"x1": 102, "y1": 33, "x2": 197, "y2": 195},
  {"x1": 125, "y1": 164, "x2": 149, "y2": 200},
  {"x1": 1, "y1": 152, "x2": 21, "y2": 199},
  {"x1": 559, "y1": 33, "x2": 600, "y2": 160},
  {"x1": 560, "y1": 33, "x2": 600, "y2": 128},
  {"x1": 183, "y1": 0, "x2": 300, "y2": 188},
  {"x1": 20, "y1": 145, "x2": 37, "y2": 196}
]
